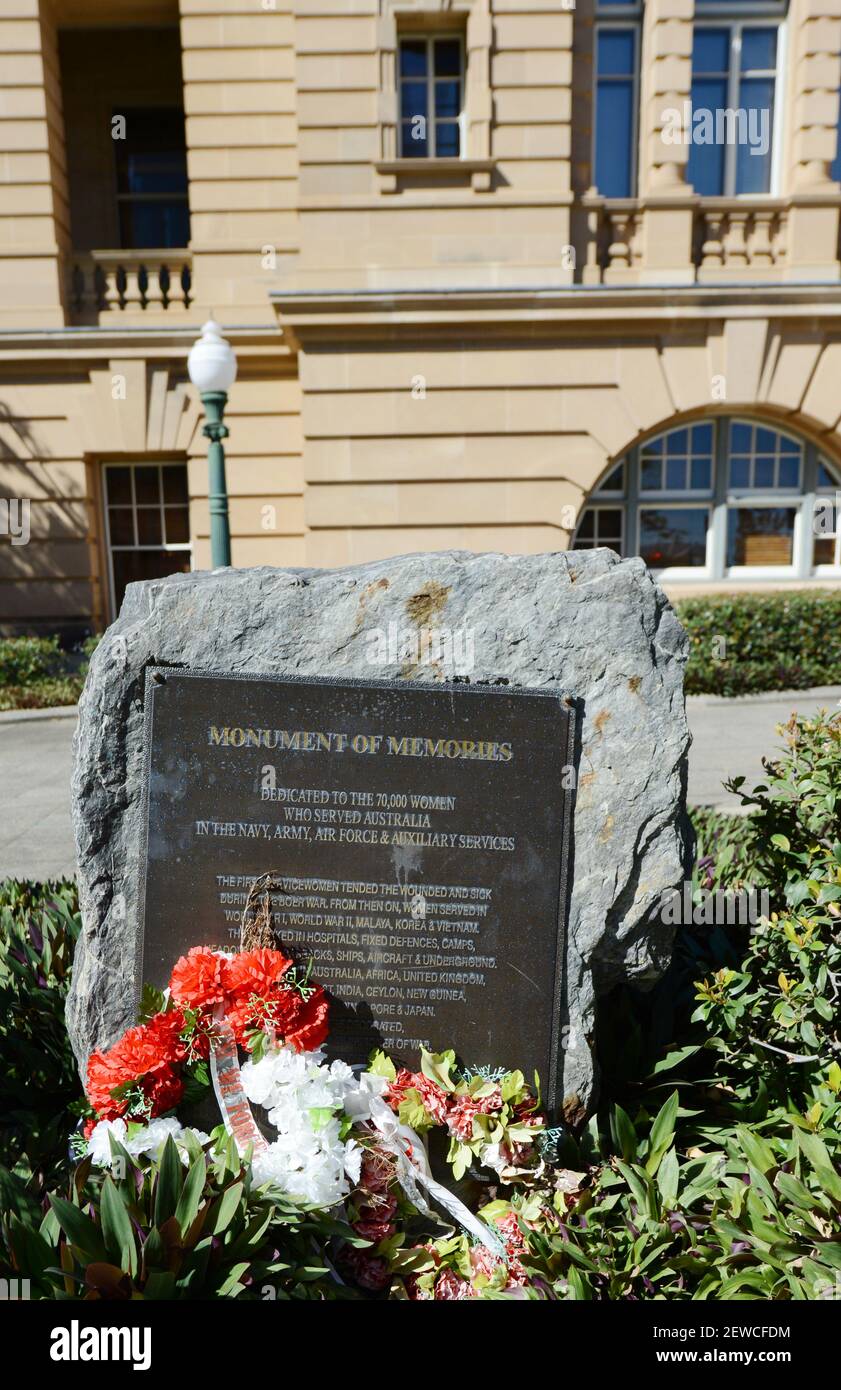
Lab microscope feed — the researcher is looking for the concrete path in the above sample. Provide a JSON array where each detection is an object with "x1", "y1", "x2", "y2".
[
  {"x1": 0, "y1": 706, "x2": 78, "y2": 881},
  {"x1": 1, "y1": 688, "x2": 839, "y2": 880},
  {"x1": 686, "y1": 685, "x2": 840, "y2": 810}
]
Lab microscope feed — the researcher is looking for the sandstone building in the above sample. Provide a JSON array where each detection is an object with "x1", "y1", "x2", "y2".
[{"x1": 2, "y1": 0, "x2": 841, "y2": 635}]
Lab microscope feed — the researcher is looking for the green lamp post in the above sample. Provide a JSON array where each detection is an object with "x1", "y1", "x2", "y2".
[{"x1": 188, "y1": 319, "x2": 238, "y2": 568}]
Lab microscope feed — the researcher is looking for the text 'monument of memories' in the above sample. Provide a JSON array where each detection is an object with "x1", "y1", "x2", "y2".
[{"x1": 207, "y1": 725, "x2": 514, "y2": 762}]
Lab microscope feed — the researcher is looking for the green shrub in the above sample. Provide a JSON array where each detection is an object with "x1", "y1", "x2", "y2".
[
  {"x1": 0, "y1": 677, "x2": 84, "y2": 712},
  {"x1": 3, "y1": 1132, "x2": 360, "y2": 1301},
  {"x1": 0, "y1": 636, "x2": 62, "y2": 687},
  {"x1": 0, "y1": 880, "x2": 83, "y2": 1221},
  {"x1": 677, "y1": 590, "x2": 841, "y2": 696},
  {"x1": 0, "y1": 633, "x2": 100, "y2": 709}
]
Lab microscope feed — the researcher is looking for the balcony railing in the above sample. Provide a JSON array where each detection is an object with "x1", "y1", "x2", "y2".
[
  {"x1": 581, "y1": 198, "x2": 643, "y2": 284},
  {"x1": 68, "y1": 249, "x2": 192, "y2": 318},
  {"x1": 579, "y1": 195, "x2": 800, "y2": 284},
  {"x1": 693, "y1": 199, "x2": 787, "y2": 276}
]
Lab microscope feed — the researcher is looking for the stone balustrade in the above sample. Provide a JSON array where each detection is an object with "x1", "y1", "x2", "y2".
[
  {"x1": 68, "y1": 251, "x2": 192, "y2": 319},
  {"x1": 578, "y1": 195, "x2": 841, "y2": 283},
  {"x1": 693, "y1": 201, "x2": 788, "y2": 279}
]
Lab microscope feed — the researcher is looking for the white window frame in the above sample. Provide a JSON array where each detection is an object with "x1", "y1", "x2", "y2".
[
  {"x1": 573, "y1": 417, "x2": 841, "y2": 584},
  {"x1": 103, "y1": 461, "x2": 192, "y2": 620},
  {"x1": 690, "y1": 11, "x2": 786, "y2": 197},
  {"x1": 398, "y1": 33, "x2": 466, "y2": 160}
]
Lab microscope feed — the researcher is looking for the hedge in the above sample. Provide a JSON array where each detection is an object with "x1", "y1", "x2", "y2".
[
  {"x1": 676, "y1": 589, "x2": 841, "y2": 696},
  {"x1": 0, "y1": 635, "x2": 97, "y2": 712}
]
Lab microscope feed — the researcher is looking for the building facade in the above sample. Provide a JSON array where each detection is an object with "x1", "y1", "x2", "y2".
[{"x1": 2, "y1": 0, "x2": 841, "y2": 635}]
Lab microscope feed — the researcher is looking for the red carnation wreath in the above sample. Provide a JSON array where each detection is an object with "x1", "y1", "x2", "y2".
[{"x1": 85, "y1": 945, "x2": 328, "y2": 1132}]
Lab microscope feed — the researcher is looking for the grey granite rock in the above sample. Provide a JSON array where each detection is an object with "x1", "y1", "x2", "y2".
[{"x1": 66, "y1": 550, "x2": 692, "y2": 1119}]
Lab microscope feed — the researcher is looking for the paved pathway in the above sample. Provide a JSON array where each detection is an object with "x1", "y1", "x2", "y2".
[
  {"x1": 1, "y1": 688, "x2": 839, "y2": 880},
  {"x1": 686, "y1": 686, "x2": 840, "y2": 810}
]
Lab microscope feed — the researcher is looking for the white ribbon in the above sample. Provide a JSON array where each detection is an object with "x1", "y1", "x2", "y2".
[{"x1": 367, "y1": 1096, "x2": 507, "y2": 1260}]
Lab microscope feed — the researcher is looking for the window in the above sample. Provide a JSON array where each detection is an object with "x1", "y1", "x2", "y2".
[
  {"x1": 104, "y1": 463, "x2": 191, "y2": 615},
  {"x1": 832, "y1": 101, "x2": 841, "y2": 183},
  {"x1": 573, "y1": 417, "x2": 841, "y2": 581},
  {"x1": 573, "y1": 507, "x2": 623, "y2": 555},
  {"x1": 593, "y1": 2, "x2": 641, "y2": 197},
  {"x1": 114, "y1": 108, "x2": 190, "y2": 249},
  {"x1": 688, "y1": 13, "x2": 782, "y2": 196},
  {"x1": 398, "y1": 36, "x2": 464, "y2": 158}
]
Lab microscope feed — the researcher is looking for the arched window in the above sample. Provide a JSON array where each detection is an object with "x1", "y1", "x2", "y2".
[{"x1": 573, "y1": 417, "x2": 841, "y2": 581}]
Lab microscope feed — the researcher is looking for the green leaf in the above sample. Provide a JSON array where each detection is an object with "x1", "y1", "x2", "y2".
[
  {"x1": 649, "y1": 1045, "x2": 701, "y2": 1075},
  {"x1": 771, "y1": 834, "x2": 790, "y2": 852},
  {"x1": 153, "y1": 1135, "x2": 183, "y2": 1227},
  {"x1": 420, "y1": 1049, "x2": 457, "y2": 1092},
  {"x1": 657, "y1": 1147, "x2": 680, "y2": 1207},
  {"x1": 138, "y1": 982, "x2": 167, "y2": 1022},
  {"x1": 174, "y1": 1156, "x2": 207, "y2": 1238},
  {"x1": 736, "y1": 1125, "x2": 776, "y2": 1175},
  {"x1": 366, "y1": 1050, "x2": 396, "y2": 1082},
  {"x1": 645, "y1": 1091, "x2": 679, "y2": 1174},
  {"x1": 99, "y1": 1176, "x2": 137, "y2": 1276},
  {"x1": 49, "y1": 1195, "x2": 108, "y2": 1264},
  {"x1": 797, "y1": 1130, "x2": 841, "y2": 1201},
  {"x1": 610, "y1": 1104, "x2": 637, "y2": 1162},
  {"x1": 209, "y1": 1180, "x2": 243, "y2": 1236},
  {"x1": 215, "y1": 1261, "x2": 250, "y2": 1297}
]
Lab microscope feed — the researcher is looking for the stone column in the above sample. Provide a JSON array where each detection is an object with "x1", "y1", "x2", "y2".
[
  {"x1": 638, "y1": 0, "x2": 697, "y2": 282},
  {"x1": 0, "y1": 0, "x2": 70, "y2": 326},
  {"x1": 787, "y1": 0, "x2": 841, "y2": 276}
]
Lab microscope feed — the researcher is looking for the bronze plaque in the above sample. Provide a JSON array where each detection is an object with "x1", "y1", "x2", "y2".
[{"x1": 138, "y1": 670, "x2": 575, "y2": 1107}]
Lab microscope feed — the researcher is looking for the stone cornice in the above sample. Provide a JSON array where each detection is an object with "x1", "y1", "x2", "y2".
[{"x1": 270, "y1": 282, "x2": 841, "y2": 348}]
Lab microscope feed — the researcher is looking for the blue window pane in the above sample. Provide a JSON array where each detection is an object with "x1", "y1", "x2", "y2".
[
  {"x1": 666, "y1": 458, "x2": 687, "y2": 490},
  {"x1": 688, "y1": 78, "x2": 728, "y2": 194},
  {"x1": 692, "y1": 423, "x2": 714, "y2": 455},
  {"x1": 642, "y1": 457, "x2": 662, "y2": 491},
  {"x1": 400, "y1": 121, "x2": 428, "y2": 158},
  {"x1": 735, "y1": 77, "x2": 774, "y2": 193},
  {"x1": 597, "y1": 29, "x2": 635, "y2": 76},
  {"x1": 741, "y1": 27, "x2": 776, "y2": 72},
  {"x1": 436, "y1": 80, "x2": 461, "y2": 119},
  {"x1": 595, "y1": 81, "x2": 634, "y2": 195},
  {"x1": 755, "y1": 427, "x2": 776, "y2": 452},
  {"x1": 754, "y1": 456, "x2": 775, "y2": 488},
  {"x1": 833, "y1": 112, "x2": 841, "y2": 182},
  {"x1": 401, "y1": 81, "x2": 427, "y2": 122},
  {"x1": 645, "y1": 436, "x2": 663, "y2": 456},
  {"x1": 730, "y1": 457, "x2": 751, "y2": 488},
  {"x1": 691, "y1": 458, "x2": 712, "y2": 491},
  {"x1": 818, "y1": 461, "x2": 839, "y2": 487},
  {"x1": 666, "y1": 428, "x2": 688, "y2": 456},
  {"x1": 692, "y1": 28, "x2": 730, "y2": 74},
  {"x1": 434, "y1": 39, "x2": 461, "y2": 77},
  {"x1": 779, "y1": 435, "x2": 800, "y2": 455},
  {"x1": 778, "y1": 456, "x2": 800, "y2": 489},
  {"x1": 640, "y1": 509, "x2": 709, "y2": 567},
  {"x1": 599, "y1": 463, "x2": 625, "y2": 493},
  {"x1": 435, "y1": 121, "x2": 460, "y2": 157},
  {"x1": 731, "y1": 422, "x2": 752, "y2": 453},
  {"x1": 400, "y1": 40, "x2": 427, "y2": 78}
]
